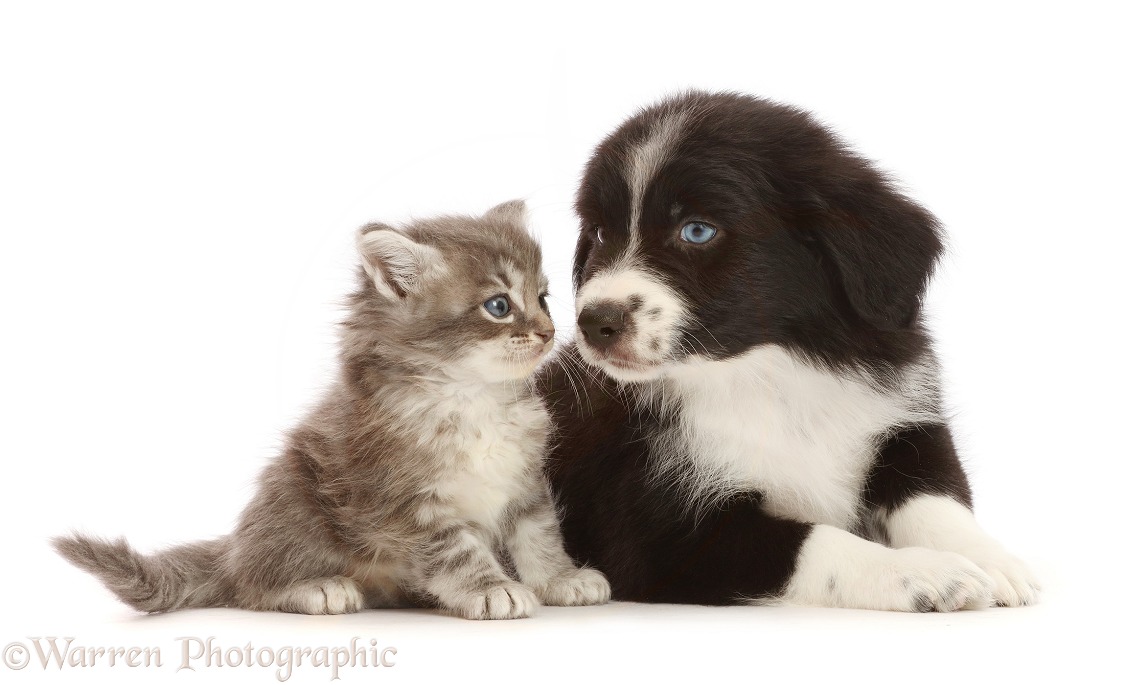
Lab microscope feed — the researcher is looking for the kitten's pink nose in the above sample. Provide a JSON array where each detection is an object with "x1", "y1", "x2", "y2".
[{"x1": 535, "y1": 329, "x2": 554, "y2": 344}]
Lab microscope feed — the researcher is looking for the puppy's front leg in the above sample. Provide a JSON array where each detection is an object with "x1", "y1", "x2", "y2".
[
  {"x1": 779, "y1": 524, "x2": 995, "y2": 612},
  {"x1": 864, "y1": 423, "x2": 1040, "y2": 607},
  {"x1": 881, "y1": 495, "x2": 1040, "y2": 607},
  {"x1": 583, "y1": 486, "x2": 993, "y2": 611}
]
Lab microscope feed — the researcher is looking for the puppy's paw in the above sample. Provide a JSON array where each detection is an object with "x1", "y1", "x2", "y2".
[
  {"x1": 963, "y1": 546, "x2": 1041, "y2": 607},
  {"x1": 780, "y1": 526, "x2": 993, "y2": 612},
  {"x1": 881, "y1": 494, "x2": 1041, "y2": 608},
  {"x1": 454, "y1": 582, "x2": 539, "y2": 620},
  {"x1": 538, "y1": 568, "x2": 611, "y2": 606},
  {"x1": 883, "y1": 547, "x2": 995, "y2": 612},
  {"x1": 281, "y1": 576, "x2": 365, "y2": 615}
]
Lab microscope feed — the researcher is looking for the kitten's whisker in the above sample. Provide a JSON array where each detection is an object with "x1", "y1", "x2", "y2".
[
  {"x1": 551, "y1": 349, "x2": 589, "y2": 420},
  {"x1": 562, "y1": 345, "x2": 610, "y2": 408}
]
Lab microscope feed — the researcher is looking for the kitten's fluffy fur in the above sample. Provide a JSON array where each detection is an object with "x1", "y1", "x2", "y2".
[{"x1": 54, "y1": 200, "x2": 610, "y2": 619}]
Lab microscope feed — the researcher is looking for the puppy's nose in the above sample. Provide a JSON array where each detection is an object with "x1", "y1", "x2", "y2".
[{"x1": 578, "y1": 301, "x2": 627, "y2": 351}]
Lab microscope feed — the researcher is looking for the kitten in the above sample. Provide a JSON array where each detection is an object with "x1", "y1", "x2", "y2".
[{"x1": 53, "y1": 200, "x2": 610, "y2": 619}]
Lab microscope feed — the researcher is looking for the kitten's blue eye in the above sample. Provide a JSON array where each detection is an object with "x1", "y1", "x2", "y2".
[
  {"x1": 538, "y1": 293, "x2": 550, "y2": 313},
  {"x1": 680, "y1": 221, "x2": 717, "y2": 244},
  {"x1": 483, "y1": 295, "x2": 511, "y2": 318}
]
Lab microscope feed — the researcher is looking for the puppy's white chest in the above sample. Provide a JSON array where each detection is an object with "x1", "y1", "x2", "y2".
[{"x1": 661, "y1": 346, "x2": 924, "y2": 529}]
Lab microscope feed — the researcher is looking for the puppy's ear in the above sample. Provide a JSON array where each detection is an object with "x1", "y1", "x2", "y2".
[
  {"x1": 484, "y1": 199, "x2": 527, "y2": 224},
  {"x1": 572, "y1": 228, "x2": 594, "y2": 289},
  {"x1": 356, "y1": 224, "x2": 443, "y2": 299},
  {"x1": 801, "y1": 187, "x2": 943, "y2": 331}
]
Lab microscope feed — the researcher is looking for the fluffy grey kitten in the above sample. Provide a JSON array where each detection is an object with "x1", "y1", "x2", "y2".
[{"x1": 53, "y1": 200, "x2": 610, "y2": 619}]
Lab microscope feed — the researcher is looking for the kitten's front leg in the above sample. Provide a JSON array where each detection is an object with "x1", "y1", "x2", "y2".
[
  {"x1": 418, "y1": 523, "x2": 539, "y2": 620},
  {"x1": 505, "y1": 493, "x2": 611, "y2": 607}
]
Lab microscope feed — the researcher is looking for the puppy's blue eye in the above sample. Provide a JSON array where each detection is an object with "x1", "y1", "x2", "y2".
[
  {"x1": 681, "y1": 221, "x2": 717, "y2": 244},
  {"x1": 483, "y1": 295, "x2": 511, "y2": 318}
]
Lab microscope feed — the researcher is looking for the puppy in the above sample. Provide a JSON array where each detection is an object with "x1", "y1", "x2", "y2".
[{"x1": 539, "y1": 91, "x2": 1039, "y2": 611}]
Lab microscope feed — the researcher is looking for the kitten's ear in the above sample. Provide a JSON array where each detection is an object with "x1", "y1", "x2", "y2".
[
  {"x1": 484, "y1": 199, "x2": 527, "y2": 224},
  {"x1": 356, "y1": 224, "x2": 443, "y2": 299}
]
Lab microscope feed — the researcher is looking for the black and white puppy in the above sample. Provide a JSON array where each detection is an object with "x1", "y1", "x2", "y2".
[{"x1": 540, "y1": 91, "x2": 1039, "y2": 611}]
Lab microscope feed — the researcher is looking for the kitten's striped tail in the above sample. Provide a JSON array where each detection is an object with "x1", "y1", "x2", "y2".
[{"x1": 51, "y1": 533, "x2": 232, "y2": 613}]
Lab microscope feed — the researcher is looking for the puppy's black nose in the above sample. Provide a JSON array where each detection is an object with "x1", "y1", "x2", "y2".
[{"x1": 578, "y1": 302, "x2": 627, "y2": 351}]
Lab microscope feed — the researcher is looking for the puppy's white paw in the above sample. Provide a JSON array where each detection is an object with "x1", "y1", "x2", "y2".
[
  {"x1": 962, "y1": 546, "x2": 1041, "y2": 607},
  {"x1": 538, "y1": 568, "x2": 611, "y2": 606},
  {"x1": 455, "y1": 582, "x2": 539, "y2": 620},
  {"x1": 283, "y1": 576, "x2": 365, "y2": 615},
  {"x1": 780, "y1": 525, "x2": 993, "y2": 612},
  {"x1": 881, "y1": 547, "x2": 994, "y2": 612},
  {"x1": 881, "y1": 495, "x2": 1040, "y2": 608}
]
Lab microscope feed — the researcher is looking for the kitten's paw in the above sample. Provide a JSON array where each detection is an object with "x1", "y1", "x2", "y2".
[
  {"x1": 884, "y1": 548, "x2": 995, "y2": 612},
  {"x1": 284, "y1": 576, "x2": 365, "y2": 615},
  {"x1": 963, "y1": 547, "x2": 1041, "y2": 607},
  {"x1": 455, "y1": 582, "x2": 539, "y2": 620},
  {"x1": 539, "y1": 568, "x2": 611, "y2": 606}
]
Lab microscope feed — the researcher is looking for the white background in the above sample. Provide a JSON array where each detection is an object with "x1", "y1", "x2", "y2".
[{"x1": 2, "y1": 2, "x2": 1145, "y2": 683}]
